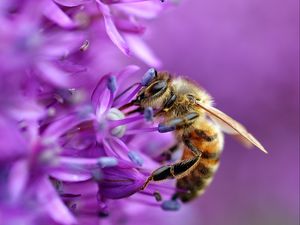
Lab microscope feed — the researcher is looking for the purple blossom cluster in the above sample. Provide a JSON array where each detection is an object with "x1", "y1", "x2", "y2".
[{"x1": 0, "y1": 0, "x2": 180, "y2": 224}]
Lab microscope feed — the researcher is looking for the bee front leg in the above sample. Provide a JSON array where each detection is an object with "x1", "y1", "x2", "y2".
[{"x1": 158, "y1": 112, "x2": 199, "y2": 133}]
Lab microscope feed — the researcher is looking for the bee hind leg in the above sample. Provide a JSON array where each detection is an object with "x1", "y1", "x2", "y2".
[
  {"x1": 140, "y1": 155, "x2": 201, "y2": 190},
  {"x1": 141, "y1": 137, "x2": 202, "y2": 190},
  {"x1": 141, "y1": 113, "x2": 202, "y2": 190}
]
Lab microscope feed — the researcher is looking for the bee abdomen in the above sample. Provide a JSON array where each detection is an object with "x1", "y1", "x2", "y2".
[
  {"x1": 176, "y1": 157, "x2": 220, "y2": 202},
  {"x1": 176, "y1": 122, "x2": 224, "y2": 202}
]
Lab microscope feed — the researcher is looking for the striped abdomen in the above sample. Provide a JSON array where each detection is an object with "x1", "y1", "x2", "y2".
[{"x1": 177, "y1": 121, "x2": 224, "y2": 202}]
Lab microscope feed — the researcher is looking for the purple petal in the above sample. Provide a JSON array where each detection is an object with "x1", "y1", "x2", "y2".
[
  {"x1": 8, "y1": 160, "x2": 28, "y2": 201},
  {"x1": 36, "y1": 62, "x2": 71, "y2": 87},
  {"x1": 113, "y1": 83, "x2": 141, "y2": 107},
  {"x1": 124, "y1": 34, "x2": 162, "y2": 67},
  {"x1": 51, "y1": 156, "x2": 117, "y2": 182},
  {"x1": 99, "y1": 167, "x2": 146, "y2": 199},
  {"x1": 113, "y1": 1, "x2": 162, "y2": 19},
  {"x1": 115, "y1": 18, "x2": 146, "y2": 34},
  {"x1": 0, "y1": 117, "x2": 28, "y2": 161},
  {"x1": 7, "y1": 100, "x2": 45, "y2": 121},
  {"x1": 103, "y1": 0, "x2": 150, "y2": 4},
  {"x1": 42, "y1": 31, "x2": 84, "y2": 58},
  {"x1": 44, "y1": 113, "x2": 93, "y2": 139},
  {"x1": 91, "y1": 74, "x2": 111, "y2": 113},
  {"x1": 102, "y1": 139, "x2": 137, "y2": 168},
  {"x1": 37, "y1": 177, "x2": 76, "y2": 224},
  {"x1": 107, "y1": 137, "x2": 130, "y2": 158},
  {"x1": 96, "y1": 88, "x2": 114, "y2": 117},
  {"x1": 54, "y1": 0, "x2": 92, "y2": 7},
  {"x1": 43, "y1": 0, "x2": 75, "y2": 28},
  {"x1": 115, "y1": 64, "x2": 140, "y2": 84},
  {"x1": 58, "y1": 156, "x2": 118, "y2": 168},
  {"x1": 96, "y1": 0, "x2": 130, "y2": 55},
  {"x1": 91, "y1": 66, "x2": 139, "y2": 111},
  {"x1": 50, "y1": 170, "x2": 92, "y2": 182}
]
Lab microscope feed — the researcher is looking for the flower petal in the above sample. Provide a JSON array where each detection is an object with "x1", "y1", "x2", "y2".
[
  {"x1": 37, "y1": 177, "x2": 76, "y2": 225},
  {"x1": 36, "y1": 62, "x2": 71, "y2": 87},
  {"x1": 50, "y1": 170, "x2": 92, "y2": 182},
  {"x1": 0, "y1": 117, "x2": 28, "y2": 161},
  {"x1": 43, "y1": 0, "x2": 75, "y2": 28},
  {"x1": 96, "y1": 87, "x2": 114, "y2": 117},
  {"x1": 7, "y1": 99, "x2": 45, "y2": 121},
  {"x1": 42, "y1": 31, "x2": 84, "y2": 58},
  {"x1": 99, "y1": 167, "x2": 146, "y2": 199},
  {"x1": 124, "y1": 34, "x2": 162, "y2": 67},
  {"x1": 113, "y1": 1, "x2": 162, "y2": 19},
  {"x1": 44, "y1": 113, "x2": 93, "y2": 139},
  {"x1": 115, "y1": 64, "x2": 140, "y2": 84},
  {"x1": 115, "y1": 18, "x2": 146, "y2": 34},
  {"x1": 103, "y1": 0, "x2": 150, "y2": 4},
  {"x1": 97, "y1": 0, "x2": 130, "y2": 55},
  {"x1": 54, "y1": 0, "x2": 92, "y2": 7},
  {"x1": 91, "y1": 74, "x2": 110, "y2": 112},
  {"x1": 8, "y1": 160, "x2": 28, "y2": 201}
]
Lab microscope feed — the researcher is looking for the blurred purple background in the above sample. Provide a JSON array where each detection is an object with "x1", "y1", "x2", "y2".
[{"x1": 132, "y1": 0, "x2": 299, "y2": 224}]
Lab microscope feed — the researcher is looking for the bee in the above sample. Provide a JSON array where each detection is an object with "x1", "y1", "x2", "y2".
[{"x1": 122, "y1": 68, "x2": 268, "y2": 202}]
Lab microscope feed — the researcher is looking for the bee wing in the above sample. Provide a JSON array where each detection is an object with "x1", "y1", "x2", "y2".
[{"x1": 196, "y1": 101, "x2": 268, "y2": 154}]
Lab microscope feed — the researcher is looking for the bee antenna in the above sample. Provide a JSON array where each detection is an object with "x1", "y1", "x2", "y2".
[
  {"x1": 114, "y1": 82, "x2": 140, "y2": 101},
  {"x1": 118, "y1": 101, "x2": 135, "y2": 111}
]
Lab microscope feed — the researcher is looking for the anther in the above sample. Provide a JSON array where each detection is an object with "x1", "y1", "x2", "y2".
[
  {"x1": 154, "y1": 191, "x2": 162, "y2": 202},
  {"x1": 158, "y1": 124, "x2": 176, "y2": 133},
  {"x1": 80, "y1": 40, "x2": 89, "y2": 51},
  {"x1": 98, "y1": 157, "x2": 118, "y2": 168},
  {"x1": 107, "y1": 76, "x2": 117, "y2": 93},
  {"x1": 161, "y1": 200, "x2": 181, "y2": 211},
  {"x1": 92, "y1": 170, "x2": 103, "y2": 181},
  {"x1": 144, "y1": 107, "x2": 154, "y2": 121},
  {"x1": 141, "y1": 68, "x2": 157, "y2": 86},
  {"x1": 128, "y1": 151, "x2": 144, "y2": 166}
]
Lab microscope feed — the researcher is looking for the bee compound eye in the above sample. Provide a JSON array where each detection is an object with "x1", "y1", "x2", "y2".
[
  {"x1": 148, "y1": 80, "x2": 167, "y2": 95},
  {"x1": 141, "y1": 68, "x2": 157, "y2": 86}
]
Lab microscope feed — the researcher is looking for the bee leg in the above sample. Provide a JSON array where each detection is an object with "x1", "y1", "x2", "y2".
[
  {"x1": 141, "y1": 136, "x2": 202, "y2": 190},
  {"x1": 158, "y1": 112, "x2": 199, "y2": 133},
  {"x1": 140, "y1": 156, "x2": 201, "y2": 190}
]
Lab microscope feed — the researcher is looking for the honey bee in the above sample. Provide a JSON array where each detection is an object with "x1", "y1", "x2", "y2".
[{"x1": 122, "y1": 68, "x2": 268, "y2": 202}]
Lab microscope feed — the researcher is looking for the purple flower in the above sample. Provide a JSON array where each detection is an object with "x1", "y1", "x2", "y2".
[
  {"x1": 0, "y1": 3, "x2": 84, "y2": 87},
  {"x1": 0, "y1": 0, "x2": 182, "y2": 224},
  {"x1": 51, "y1": 0, "x2": 163, "y2": 66}
]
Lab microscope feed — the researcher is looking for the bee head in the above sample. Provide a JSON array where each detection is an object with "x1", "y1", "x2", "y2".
[{"x1": 133, "y1": 68, "x2": 171, "y2": 108}]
